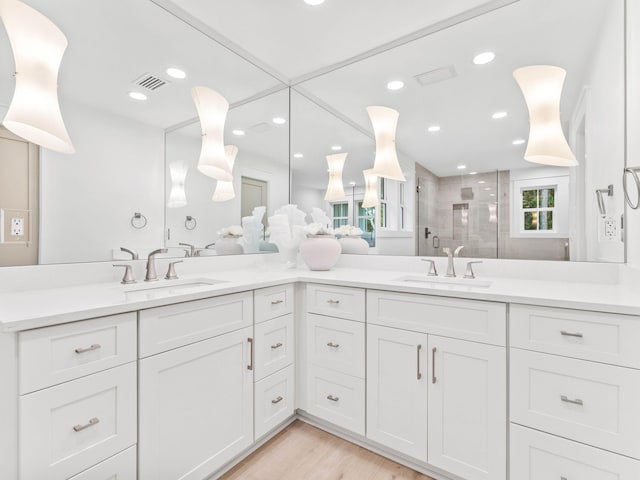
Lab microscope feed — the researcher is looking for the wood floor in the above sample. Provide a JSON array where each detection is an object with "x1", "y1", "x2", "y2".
[{"x1": 221, "y1": 421, "x2": 435, "y2": 480}]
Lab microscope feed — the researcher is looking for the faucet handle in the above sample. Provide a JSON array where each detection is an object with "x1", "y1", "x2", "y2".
[
  {"x1": 113, "y1": 264, "x2": 136, "y2": 284},
  {"x1": 421, "y1": 259, "x2": 438, "y2": 276},
  {"x1": 442, "y1": 247, "x2": 452, "y2": 256},
  {"x1": 165, "y1": 260, "x2": 183, "y2": 280},
  {"x1": 454, "y1": 246, "x2": 464, "y2": 257},
  {"x1": 120, "y1": 247, "x2": 139, "y2": 260},
  {"x1": 463, "y1": 261, "x2": 483, "y2": 279}
]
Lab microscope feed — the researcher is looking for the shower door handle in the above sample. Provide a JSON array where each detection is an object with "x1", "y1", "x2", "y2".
[{"x1": 432, "y1": 236, "x2": 440, "y2": 249}]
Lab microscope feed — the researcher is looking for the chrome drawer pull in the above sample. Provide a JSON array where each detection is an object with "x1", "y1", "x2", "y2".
[
  {"x1": 560, "y1": 331, "x2": 583, "y2": 338},
  {"x1": 74, "y1": 344, "x2": 101, "y2": 354},
  {"x1": 271, "y1": 342, "x2": 283, "y2": 349},
  {"x1": 271, "y1": 299, "x2": 284, "y2": 305},
  {"x1": 417, "y1": 344, "x2": 423, "y2": 380},
  {"x1": 561, "y1": 395, "x2": 584, "y2": 406},
  {"x1": 247, "y1": 338, "x2": 254, "y2": 371},
  {"x1": 327, "y1": 394, "x2": 339, "y2": 402},
  {"x1": 271, "y1": 396, "x2": 284, "y2": 404},
  {"x1": 326, "y1": 299, "x2": 340, "y2": 304},
  {"x1": 327, "y1": 342, "x2": 340, "y2": 348},
  {"x1": 432, "y1": 347, "x2": 437, "y2": 384},
  {"x1": 73, "y1": 417, "x2": 100, "y2": 432}
]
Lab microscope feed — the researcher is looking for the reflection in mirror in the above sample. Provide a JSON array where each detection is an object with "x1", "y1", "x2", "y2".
[
  {"x1": 0, "y1": 0, "x2": 282, "y2": 266},
  {"x1": 293, "y1": 0, "x2": 625, "y2": 262},
  {"x1": 165, "y1": 88, "x2": 290, "y2": 256}
]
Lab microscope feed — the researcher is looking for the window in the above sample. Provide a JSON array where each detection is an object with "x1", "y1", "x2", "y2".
[
  {"x1": 357, "y1": 201, "x2": 376, "y2": 247},
  {"x1": 332, "y1": 202, "x2": 349, "y2": 229},
  {"x1": 522, "y1": 187, "x2": 555, "y2": 231},
  {"x1": 379, "y1": 178, "x2": 387, "y2": 228}
]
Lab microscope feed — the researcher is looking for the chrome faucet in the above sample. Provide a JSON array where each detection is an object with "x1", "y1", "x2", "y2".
[
  {"x1": 179, "y1": 242, "x2": 196, "y2": 257},
  {"x1": 464, "y1": 261, "x2": 483, "y2": 279},
  {"x1": 205, "y1": 242, "x2": 216, "y2": 249},
  {"x1": 120, "y1": 247, "x2": 139, "y2": 260},
  {"x1": 442, "y1": 246, "x2": 464, "y2": 277},
  {"x1": 145, "y1": 248, "x2": 168, "y2": 282}
]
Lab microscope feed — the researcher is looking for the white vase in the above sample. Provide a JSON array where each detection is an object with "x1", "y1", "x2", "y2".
[
  {"x1": 299, "y1": 235, "x2": 341, "y2": 271},
  {"x1": 215, "y1": 236, "x2": 244, "y2": 255},
  {"x1": 339, "y1": 235, "x2": 369, "y2": 254}
]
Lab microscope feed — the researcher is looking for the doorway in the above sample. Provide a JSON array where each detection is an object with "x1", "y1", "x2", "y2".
[{"x1": 241, "y1": 177, "x2": 268, "y2": 228}]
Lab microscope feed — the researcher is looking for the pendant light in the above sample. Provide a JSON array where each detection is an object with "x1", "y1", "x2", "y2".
[
  {"x1": 361, "y1": 169, "x2": 379, "y2": 208},
  {"x1": 0, "y1": 0, "x2": 74, "y2": 153},
  {"x1": 324, "y1": 153, "x2": 347, "y2": 201},
  {"x1": 513, "y1": 65, "x2": 577, "y2": 167},
  {"x1": 367, "y1": 106, "x2": 406, "y2": 181},
  {"x1": 212, "y1": 145, "x2": 238, "y2": 202},
  {"x1": 191, "y1": 86, "x2": 232, "y2": 181},
  {"x1": 167, "y1": 162, "x2": 188, "y2": 208}
]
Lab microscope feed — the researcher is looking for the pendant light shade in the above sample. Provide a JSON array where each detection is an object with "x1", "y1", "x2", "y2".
[
  {"x1": 513, "y1": 65, "x2": 577, "y2": 167},
  {"x1": 0, "y1": 0, "x2": 74, "y2": 153},
  {"x1": 324, "y1": 153, "x2": 347, "y2": 201},
  {"x1": 361, "y1": 169, "x2": 378, "y2": 208},
  {"x1": 212, "y1": 145, "x2": 238, "y2": 202},
  {"x1": 167, "y1": 162, "x2": 188, "y2": 208},
  {"x1": 367, "y1": 106, "x2": 405, "y2": 181},
  {"x1": 191, "y1": 86, "x2": 232, "y2": 181}
]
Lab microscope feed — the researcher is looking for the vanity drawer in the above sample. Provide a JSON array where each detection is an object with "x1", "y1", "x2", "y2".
[
  {"x1": 139, "y1": 291, "x2": 253, "y2": 357},
  {"x1": 255, "y1": 365, "x2": 295, "y2": 439},
  {"x1": 306, "y1": 284, "x2": 365, "y2": 322},
  {"x1": 68, "y1": 446, "x2": 137, "y2": 480},
  {"x1": 19, "y1": 362, "x2": 137, "y2": 480},
  {"x1": 307, "y1": 313, "x2": 365, "y2": 378},
  {"x1": 254, "y1": 284, "x2": 295, "y2": 324},
  {"x1": 511, "y1": 424, "x2": 640, "y2": 480},
  {"x1": 511, "y1": 349, "x2": 640, "y2": 458},
  {"x1": 254, "y1": 313, "x2": 294, "y2": 381},
  {"x1": 306, "y1": 364, "x2": 365, "y2": 435},
  {"x1": 368, "y1": 290, "x2": 506, "y2": 346},
  {"x1": 510, "y1": 304, "x2": 640, "y2": 368},
  {"x1": 19, "y1": 313, "x2": 136, "y2": 394}
]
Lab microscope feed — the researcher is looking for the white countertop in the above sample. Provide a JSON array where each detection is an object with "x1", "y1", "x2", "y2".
[{"x1": 1, "y1": 266, "x2": 639, "y2": 332}]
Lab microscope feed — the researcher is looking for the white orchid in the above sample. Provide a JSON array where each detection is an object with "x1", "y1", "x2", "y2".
[
  {"x1": 335, "y1": 225, "x2": 364, "y2": 237},
  {"x1": 303, "y1": 222, "x2": 335, "y2": 236},
  {"x1": 217, "y1": 225, "x2": 243, "y2": 237}
]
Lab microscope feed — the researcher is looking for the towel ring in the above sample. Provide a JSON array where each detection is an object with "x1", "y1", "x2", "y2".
[
  {"x1": 623, "y1": 167, "x2": 640, "y2": 210},
  {"x1": 130, "y1": 212, "x2": 148, "y2": 229},
  {"x1": 185, "y1": 215, "x2": 197, "y2": 230}
]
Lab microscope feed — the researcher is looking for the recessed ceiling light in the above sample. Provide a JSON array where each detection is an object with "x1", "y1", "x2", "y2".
[
  {"x1": 478, "y1": 180, "x2": 486, "y2": 184},
  {"x1": 473, "y1": 51, "x2": 496, "y2": 65},
  {"x1": 272, "y1": 117, "x2": 286, "y2": 124},
  {"x1": 331, "y1": 145, "x2": 342, "y2": 151},
  {"x1": 232, "y1": 129, "x2": 245, "y2": 136},
  {"x1": 489, "y1": 193, "x2": 496, "y2": 197},
  {"x1": 349, "y1": 181, "x2": 357, "y2": 186},
  {"x1": 512, "y1": 138, "x2": 526, "y2": 145},
  {"x1": 304, "y1": 0, "x2": 325, "y2": 5},
  {"x1": 293, "y1": 153, "x2": 304, "y2": 158},
  {"x1": 457, "y1": 165, "x2": 466, "y2": 170},
  {"x1": 128, "y1": 91, "x2": 147, "y2": 101},
  {"x1": 484, "y1": 187, "x2": 492, "y2": 191},
  {"x1": 492, "y1": 111, "x2": 508, "y2": 119},
  {"x1": 469, "y1": 171, "x2": 478, "y2": 175},
  {"x1": 166, "y1": 67, "x2": 186, "y2": 79},
  {"x1": 387, "y1": 80, "x2": 404, "y2": 91},
  {"x1": 427, "y1": 125, "x2": 441, "y2": 133}
]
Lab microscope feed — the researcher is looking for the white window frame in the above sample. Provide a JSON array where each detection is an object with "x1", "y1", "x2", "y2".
[
  {"x1": 510, "y1": 175, "x2": 569, "y2": 238},
  {"x1": 331, "y1": 202, "x2": 349, "y2": 229}
]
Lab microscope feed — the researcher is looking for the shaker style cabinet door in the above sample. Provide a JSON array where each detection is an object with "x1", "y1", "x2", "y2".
[
  {"x1": 427, "y1": 335, "x2": 506, "y2": 480},
  {"x1": 366, "y1": 324, "x2": 428, "y2": 462},
  {"x1": 138, "y1": 327, "x2": 253, "y2": 480}
]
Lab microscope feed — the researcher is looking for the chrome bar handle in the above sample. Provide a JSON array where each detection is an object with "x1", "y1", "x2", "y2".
[
  {"x1": 417, "y1": 344, "x2": 422, "y2": 380},
  {"x1": 165, "y1": 260, "x2": 183, "y2": 280},
  {"x1": 73, "y1": 417, "x2": 100, "y2": 432},
  {"x1": 560, "y1": 331, "x2": 583, "y2": 338},
  {"x1": 561, "y1": 395, "x2": 584, "y2": 406},
  {"x1": 271, "y1": 299, "x2": 284, "y2": 305},
  {"x1": 327, "y1": 394, "x2": 339, "y2": 402},
  {"x1": 247, "y1": 337, "x2": 254, "y2": 371},
  {"x1": 327, "y1": 342, "x2": 340, "y2": 348},
  {"x1": 271, "y1": 396, "x2": 284, "y2": 404},
  {"x1": 432, "y1": 347, "x2": 437, "y2": 384},
  {"x1": 113, "y1": 264, "x2": 136, "y2": 284},
  {"x1": 271, "y1": 342, "x2": 283, "y2": 350},
  {"x1": 326, "y1": 299, "x2": 340, "y2": 304},
  {"x1": 75, "y1": 344, "x2": 101, "y2": 354},
  {"x1": 463, "y1": 261, "x2": 483, "y2": 279},
  {"x1": 421, "y1": 258, "x2": 438, "y2": 276}
]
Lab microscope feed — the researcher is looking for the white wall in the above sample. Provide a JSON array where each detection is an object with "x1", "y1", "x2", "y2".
[
  {"x1": 291, "y1": 185, "x2": 326, "y2": 223},
  {"x1": 627, "y1": 0, "x2": 640, "y2": 269},
  {"x1": 40, "y1": 100, "x2": 165, "y2": 264}
]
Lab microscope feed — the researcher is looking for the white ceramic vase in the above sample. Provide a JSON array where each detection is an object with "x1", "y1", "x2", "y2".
[
  {"x1": 299, "y1": 234, "x2": 341, "y2": 271},
  {"x1": 338, "y1": 235, "x2": 369, "y2": 254},
  {"x1": 215, "y1": 236, "x2": 244, "y2": 255}
]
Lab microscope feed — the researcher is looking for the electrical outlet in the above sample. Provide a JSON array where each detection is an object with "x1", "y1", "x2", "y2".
[
  {"x1": 11, "y1": 217, "x2": 24, "y2": 236},
  {"x1": 604, "y1": 218, "x2": 616, "y2": 239}
]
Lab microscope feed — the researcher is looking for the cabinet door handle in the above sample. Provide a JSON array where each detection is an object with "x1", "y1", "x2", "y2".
[
  {"x1": 416, "y1": 344, "x2": 422, "y2": 380},
  {"x1": 560, "y1": 330, "x2": 583, "y2": 338},
  {"x1": 560, "y1": 395, "x2": 583, "y2": 406},
  {"x1": 432, "y1": 347, "x2": 437, "y2": 384},
  {"x1": 271, "y1": 299, "x2": 284, "y2": 305},
  {"x1": 327, "y1": 394, "x2": 339, "y2": 402},
  {"x1": 327, "y1": 342, "x2": 340, "y2": 348},
  {"x1": 74, "y1": 343, "x2": 101, "y2": 354},
  {"x1": 326, "y1": 299, "x2": 340, "y2": 304},
  {"x1": 247, "y1": 337, "x2": 254, "y2": 371},
  {"x1": 73, "y1": 417, "x2": 100, "y2": 432},
  {"x1": 271, "y1": 342, "x2": 283, "y2": 350},
  {"x1": 271, "y1": 396, "x2": 284, "y2": 404}
]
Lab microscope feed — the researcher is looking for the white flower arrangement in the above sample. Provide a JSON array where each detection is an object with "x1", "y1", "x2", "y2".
[
  {"x1": 303, "y1": 223, "x2": 335, "y2": 236},
  {"x1": 335, "y1": 225, "x2": 364, "y2": 237},
  {"x1": 217, "y1": 225, "x2": 243, "y2": 237}
]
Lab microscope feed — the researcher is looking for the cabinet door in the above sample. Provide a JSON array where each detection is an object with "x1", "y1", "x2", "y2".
[
  {"x1": 427, "y1": 336, "x2": 506, "y2": 480},
  {"x1": 367, "y1": 324, "x2": 428, "y2": 462},
  {"x1": 139, "y1": 327, "x2": 253, "y2": 480}
]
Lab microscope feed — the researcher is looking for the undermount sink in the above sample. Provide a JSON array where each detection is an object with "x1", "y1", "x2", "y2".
[
  {"x1": 121, "y1": 278, "x2": 226, "y2": 298},
  {"x1": 394, "y1": 275, "x2": 492, "y2": 288}
]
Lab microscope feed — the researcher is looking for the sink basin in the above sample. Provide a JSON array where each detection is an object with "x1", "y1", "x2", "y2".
[
  {"x1": 121, "y1": 278, "x2": 226, "y2": 299},
  {"x1": 394, "y1": 275, "x2": 492, "y2": 288}
]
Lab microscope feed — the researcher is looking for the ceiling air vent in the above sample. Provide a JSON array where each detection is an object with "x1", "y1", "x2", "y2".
[
  {"x1": 414, "y1": 66, "x2": 457, "y2": 87},
  {"x1": 133, "y1": 73, "x2": 170, "y2": 92}
]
